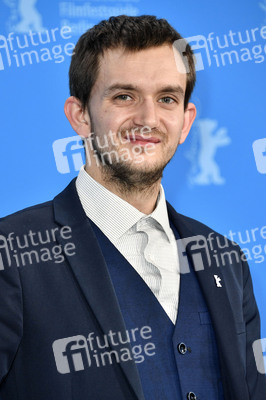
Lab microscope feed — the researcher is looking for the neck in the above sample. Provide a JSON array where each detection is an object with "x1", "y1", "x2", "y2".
[{"x1": 85, "y1": 164, "x2": 161, "y2": 214}]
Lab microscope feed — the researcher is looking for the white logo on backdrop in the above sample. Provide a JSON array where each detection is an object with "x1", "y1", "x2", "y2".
[
  {"x1": 3, "y1": 0, "x2": 46, "y2": 33},
  {"x1": 252, "y1": 138, "x2": 266, "y2": 174},
  {"x1": 186, "y1": 119, "x2": 231, "y2": 186},
  {"x1": 259, "y1": 0, "x2": 266, "y2": 23}
]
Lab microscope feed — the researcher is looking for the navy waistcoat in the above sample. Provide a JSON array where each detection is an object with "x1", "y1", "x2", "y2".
[{"x1": 90, "y1": 219, "x2": 224, "y2": 400}]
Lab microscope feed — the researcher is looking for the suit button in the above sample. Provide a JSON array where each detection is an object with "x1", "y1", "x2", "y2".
[
  {"x1": 187, "y1": 392, "x2": 197, "y2": 400},
  {"x1": 177, "y1": 342, "x2": 187, "y2": 354}
]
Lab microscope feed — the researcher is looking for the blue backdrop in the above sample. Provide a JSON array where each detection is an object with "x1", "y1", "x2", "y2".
[{"x1": 0, "y1": 0, "x2": 265, "y2": 342}]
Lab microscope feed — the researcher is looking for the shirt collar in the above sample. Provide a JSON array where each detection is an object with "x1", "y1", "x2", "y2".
[
  {"x1": 76, "y1": 166, "x2": 173, "y2": 244},
  {"x1": 149, "y1": 189, "x2": 173, "y2": 242}
]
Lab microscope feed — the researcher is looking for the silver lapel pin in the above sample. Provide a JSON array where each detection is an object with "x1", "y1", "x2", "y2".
[{"x1": 214, "y1": 275, "x2": 222, "y2": 288}]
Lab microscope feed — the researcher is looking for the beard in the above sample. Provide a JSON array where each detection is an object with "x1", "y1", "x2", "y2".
[{"x1": 87, "y1": 117, "x2": 178, "y2": 193}]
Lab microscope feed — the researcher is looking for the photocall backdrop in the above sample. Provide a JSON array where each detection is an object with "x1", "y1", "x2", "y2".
[{"x1": 0, "y1": 0, "x2": 266, "y2": 345}]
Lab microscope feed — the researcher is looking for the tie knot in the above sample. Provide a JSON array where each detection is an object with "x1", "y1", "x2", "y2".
[{"x1": 136, "y1": 217, "x2": 154, "y2": 233}]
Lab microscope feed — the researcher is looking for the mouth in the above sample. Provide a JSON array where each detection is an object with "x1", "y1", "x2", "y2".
[{"x1": 128, "y1": 134, "x2": 161, "y2": 145}]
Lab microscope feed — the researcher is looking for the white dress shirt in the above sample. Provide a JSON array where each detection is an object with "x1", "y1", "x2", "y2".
[{"x1": 76, "y1": 166, "x2": 180, "y2": 323}]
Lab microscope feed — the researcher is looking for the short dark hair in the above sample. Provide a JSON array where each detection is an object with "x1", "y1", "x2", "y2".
[{"x1": 69, "y1": 15, "x2": 196, "y2": 110}]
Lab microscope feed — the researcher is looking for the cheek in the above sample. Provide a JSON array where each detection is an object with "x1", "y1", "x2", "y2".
[
  {"x1": 93, "y1": 116, "x2": 114, "y2": 135},
  {"x1": 165, "y1": 118, "x2": 183, "y2": 138},
  {"x1": 162, "y1": 108, "x2": 184, "y2": 127},
  {"x1": 101, "y1": 108, "x2": 128, "y2": 132},
  {"x1": 163, "y1": 121, "x2": 184, "y2": 148},
  {"x1": 90, "y1": 101, "x2": 117, "y2": 133}
]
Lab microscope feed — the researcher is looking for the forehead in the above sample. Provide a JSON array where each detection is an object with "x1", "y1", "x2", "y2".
[{"x1": 94, "y1": 44, "x2": 187, "y2": 93}]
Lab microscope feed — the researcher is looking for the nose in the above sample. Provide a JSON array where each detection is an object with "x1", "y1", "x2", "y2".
[{"x1": 132, "y1": 98, "x2": 159, "y2": 130}]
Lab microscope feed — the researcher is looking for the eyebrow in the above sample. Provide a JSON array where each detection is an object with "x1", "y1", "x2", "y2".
[
  {"x1": 159, "y1": 85, "x2": 185, "y2": 98},
  {"x1": 103, "y1": 84, "x2": 137, "y2": 97},
  {"x1": 103, "y1": 83, "x2": 185, "y2": 98}
]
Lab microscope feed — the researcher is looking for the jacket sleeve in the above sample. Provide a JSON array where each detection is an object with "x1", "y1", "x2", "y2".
[
  {"x1": 0, "y1": 230, "x2": 23, "y2": 385},
  {"x1": 242, "y1": 256, "x2": 266, "y2": 399}
]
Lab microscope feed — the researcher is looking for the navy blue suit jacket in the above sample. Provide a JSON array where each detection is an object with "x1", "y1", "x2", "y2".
[{"x1": 0, "y1": 179, "x2": 265, "y2": 399}]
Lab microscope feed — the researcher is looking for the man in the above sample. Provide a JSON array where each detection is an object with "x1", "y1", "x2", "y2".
[{"x1": 0, "y1": 15, "x2": 265, "y2": 400}]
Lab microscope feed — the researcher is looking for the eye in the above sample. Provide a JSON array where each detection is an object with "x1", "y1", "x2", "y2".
[
  {"x1": 114, "y1": 94, "x2": 132, "y2": 101},
  {"x1": 159, "y1": 96, "x2": 176, "y2": 104}
]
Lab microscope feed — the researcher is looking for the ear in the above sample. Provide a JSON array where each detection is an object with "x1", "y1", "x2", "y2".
[
  {"x1": 64, "y1": 96, "x2": 91, "y2": 138},
  {"x1": 179, "y1": 102, "x2": 197, "y2": 144}
]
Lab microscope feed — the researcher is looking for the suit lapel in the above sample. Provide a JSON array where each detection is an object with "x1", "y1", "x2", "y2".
[
  {"x1": 167, "y1": 202, "x2": 249, "y2": 399},
  {"x1": 53, "y1": 179, "x2": 144, "y2": 400},
  {"x1": 52, "y1": 179, "x2": 249, "y2": 399}
]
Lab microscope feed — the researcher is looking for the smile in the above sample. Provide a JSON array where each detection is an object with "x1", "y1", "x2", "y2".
[{"x1": 128, "y1": 135, "x2": 161, "y2": 145}]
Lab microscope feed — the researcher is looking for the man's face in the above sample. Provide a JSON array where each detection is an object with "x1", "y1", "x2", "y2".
[{"x1": 85, "y1": 44, "x2": 194, "y2": 188}]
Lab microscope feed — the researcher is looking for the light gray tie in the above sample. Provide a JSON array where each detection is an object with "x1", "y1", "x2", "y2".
[{"x1": 136, "y1": 216, "x2": 180, "y2": 320}]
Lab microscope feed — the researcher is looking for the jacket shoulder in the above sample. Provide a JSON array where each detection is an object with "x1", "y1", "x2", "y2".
[
  {"x1": 177, "y1": 212, "x2": 223, "y2": 236},
  {"x1": 0, "y1": 201, "x2": 54, "y2": 233},
  {"x1": 167, "y1": 202, "x2": 227, "y2": 239}
]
